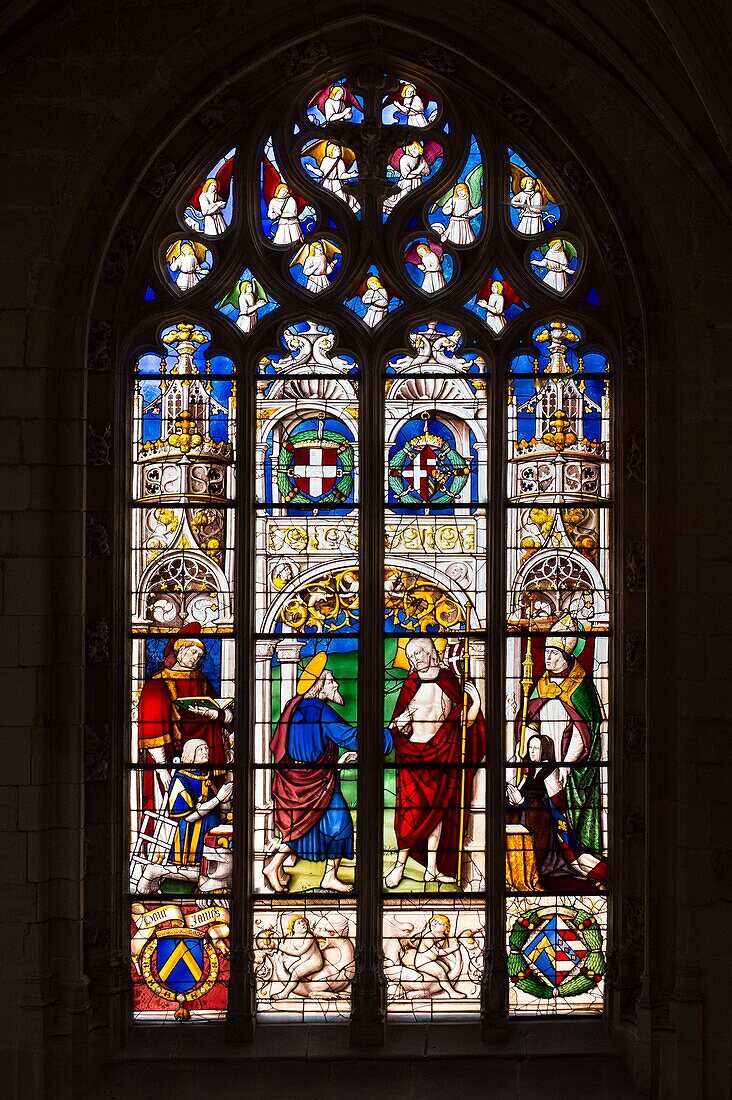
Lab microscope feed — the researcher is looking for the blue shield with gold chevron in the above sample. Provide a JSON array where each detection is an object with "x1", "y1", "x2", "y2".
[{"x1": 153, "y1": 929, "x2": 206, "y2": 995}]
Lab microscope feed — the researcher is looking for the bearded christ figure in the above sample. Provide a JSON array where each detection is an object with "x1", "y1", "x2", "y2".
[{"x1": 385, "y1": 638, "x2": 486, "y2": 888}]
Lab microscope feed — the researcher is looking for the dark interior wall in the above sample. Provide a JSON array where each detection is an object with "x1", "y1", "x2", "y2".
[{"x1": 0, "y1": 2, "x2": 729, "y2": 1097}]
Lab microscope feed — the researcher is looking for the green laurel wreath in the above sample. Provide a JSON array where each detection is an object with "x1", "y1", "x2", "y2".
[
  {"x1": 388, "y1": 437, "x2": 470, "y2": 504},
  {"x1": 277, "y1": 428, "x2": 354, "y2": 505},
  {"x1": 507, "y1": 905, "x2": 605, "y2": 999}
]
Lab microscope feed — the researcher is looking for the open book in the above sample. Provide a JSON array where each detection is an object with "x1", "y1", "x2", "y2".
[{"x1": 175, "y1": 696, "x2": 234, "y2": 714}]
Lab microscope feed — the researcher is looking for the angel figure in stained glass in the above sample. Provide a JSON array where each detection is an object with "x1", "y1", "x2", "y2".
[
  {"x1": 220, "y1": 278, "x2": 268, "y2": 334},
  {"x1": 293, "y1": 240, "x2": 340, "y2": 293},
  {"x1": 510, "y1": 169, "x2": 557, "y2": 235},
  {"x1": 166, "y1": 241, "x2": 208, "y2": 290},
  {"x1": 477, "y1": 279, "x2": 507, "y2": 333},
  {"x1": 267, "y1": 182, "x2": 305, "y2": 246},
  {"x1": 531, "y1": 239, "x2": 577, "y2": 293},
  {"x1": 198, "y1": 178, "x2": 228, "y2": 235},
  {"x1": 405, "y1": 242, "x2": 446, "y2": 294},
  {"x1": 361, "y1": 274, "x2": 389, "y2": 327},
  {"x1": 310, "y1": 83, "x2": 361, "y2": 124},
  {"x1": 303, "y1": 140, "x2": 360, "y2": 212},
  {"x1": 430, "y1": 174, "x2": 483, "y2": 245},
  {"x1": 185, "y1": 155, "x2": 235, "y2": 235},
  {"x1": 383, "y1": 141, "x2": 440, "y2": 215},
  {"x1": 389, "y1": 82, "x2": 432, "y2": 127}
]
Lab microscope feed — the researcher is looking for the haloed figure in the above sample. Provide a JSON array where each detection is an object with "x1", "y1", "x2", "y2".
[{"x1": 264, "y1": 653, "x2": 393, "y2": 893}]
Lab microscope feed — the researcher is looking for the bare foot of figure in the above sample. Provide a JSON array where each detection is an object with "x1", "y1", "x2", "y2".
[
  {"x1": 384, "y1": 863, "x2": 405, "y2": 889},
  {"x1": 276, "y1": 866, "x2": 291, "y2": 888},
  {"x1": 424, "y1": 870, "x2": 456, "y2": 884},
  {"x1": 262, "y1": 862, "x2": 287, "y2": 893},
  {"x1": 320, "y1": 871, "x2": 353, "y2": 892}
]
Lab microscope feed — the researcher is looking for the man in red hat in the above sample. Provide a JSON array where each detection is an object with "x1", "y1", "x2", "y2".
[{"x1": 136, "y1": 624, "x2": 232, "y2": 810}]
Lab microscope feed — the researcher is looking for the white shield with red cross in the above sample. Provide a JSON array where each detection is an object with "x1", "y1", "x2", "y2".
[{"x1": 291, "y1": 443, "x2": 343, "y2": 499}]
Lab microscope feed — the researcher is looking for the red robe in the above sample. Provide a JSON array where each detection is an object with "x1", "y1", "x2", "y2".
[
  {"x1": 269, "y1": 695, "x2": 338, "y2": 844},
  {"x1": 391, "y1": 668, "x2": 487, "y2": 879},
  {"x1": 137, "y1": 668, "x2": 227, "y2": 809}
]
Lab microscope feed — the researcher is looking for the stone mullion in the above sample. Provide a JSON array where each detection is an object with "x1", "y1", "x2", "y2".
[
  {"x1": 226, "y1": 365, "x2": 256, "y2": 1041},
  {"x1": 349, "y1": 347, "x2": 386, "y2": 1047},
  {"x1": 482, "y1": 347, "x2": 509, "y2": 1037}
]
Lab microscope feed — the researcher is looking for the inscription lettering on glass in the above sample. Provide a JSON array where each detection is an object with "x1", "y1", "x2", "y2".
[{"x1": 127, "y1": 67, "x2": 612, "y2": 1024}]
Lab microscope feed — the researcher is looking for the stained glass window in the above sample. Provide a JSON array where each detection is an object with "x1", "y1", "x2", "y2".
[{"x1": 127, "y1": 67, "x2": 613, "y2": 1026}]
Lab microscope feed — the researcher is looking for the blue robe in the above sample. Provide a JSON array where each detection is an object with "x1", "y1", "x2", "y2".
[
  {"x1": 280, "y1": 697, "x2": 393, "y2": 862},
  {"x1": 166, "y1": 768, "x2": 220, "y2": 866}
]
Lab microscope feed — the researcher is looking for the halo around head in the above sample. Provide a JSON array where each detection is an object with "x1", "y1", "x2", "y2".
[{"x1": 297, "y1": 651, "x2": 328, "y2": 694}]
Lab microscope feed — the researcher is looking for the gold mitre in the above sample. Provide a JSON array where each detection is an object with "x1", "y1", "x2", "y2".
[
  {"x1": 297, "y1": 651, "x2": 327, "y2": 695},
  {"x1": 545, "y1": 613, "x2": 578, "y2": 655}
]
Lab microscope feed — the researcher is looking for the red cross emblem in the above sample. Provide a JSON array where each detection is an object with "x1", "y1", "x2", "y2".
[
  {"x1": 292, "y1": 445, "x2": 342, "y2": 497},
  {"x1": 399, "y1": 444, "x2": 439, "y2": 500}
]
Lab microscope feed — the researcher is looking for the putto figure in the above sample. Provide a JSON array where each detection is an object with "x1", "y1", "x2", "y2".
[{"x1": 385, "y1": 638, "x2": 486, "y2": 888}]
